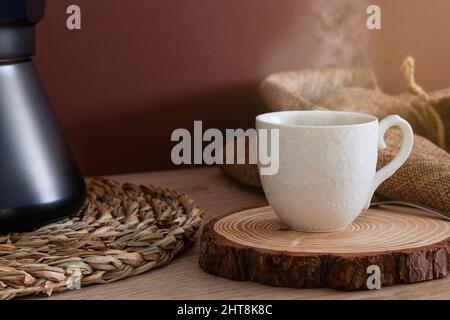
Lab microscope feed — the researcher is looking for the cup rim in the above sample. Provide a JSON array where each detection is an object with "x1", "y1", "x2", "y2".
[{"x1": 256, "y1": 110, "x2": 379, "y2": 129}]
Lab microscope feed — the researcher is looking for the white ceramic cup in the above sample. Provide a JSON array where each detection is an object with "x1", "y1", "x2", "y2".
[{"x1": 256, "y1": 111, "x2": 414, "y2": 232}]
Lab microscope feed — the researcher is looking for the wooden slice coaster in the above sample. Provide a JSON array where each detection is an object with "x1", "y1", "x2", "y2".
[{"x1": 199, "y1": 206, "x2": 450, "y2": 291}]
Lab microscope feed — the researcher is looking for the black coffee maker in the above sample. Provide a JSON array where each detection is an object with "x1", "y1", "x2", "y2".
[{"x1": 0, "y1": 0, "x2": 86, "y2": 232}]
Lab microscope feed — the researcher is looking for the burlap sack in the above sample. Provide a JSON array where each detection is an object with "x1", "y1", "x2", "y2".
[
  {"x1": 260, "y1": 68, "x2": 379, "y2": 111},
  {"x1": 262, "y1": 57, "x2": 446, "y2": 148},
  {"x1": 427, "y1": 89, "x2": 450, "y2": 151},
  {"x1": 220, "y1": 57, "x2": 450, "y2": 214},
  {"x1": 320, "y1": 87, "x2": 428, "y2": 139},
  {"x1": 378, "y1": 129, "x2": 450, "y2": 212},
  {"x1": 398, "y1": 57, "x2": 447, "y2": 148}
]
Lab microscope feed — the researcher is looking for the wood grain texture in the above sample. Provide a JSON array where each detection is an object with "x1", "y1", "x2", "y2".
[
  {"x1": 199, "y1": 206, "x2": 450, "y2": 291},
  {"x1": 31, "y1": 168, "x2": 450, "y2": 300}
]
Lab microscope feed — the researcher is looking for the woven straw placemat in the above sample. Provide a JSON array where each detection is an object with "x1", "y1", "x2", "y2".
[{"x1": 0, "y1": 178, "x2": 204, "y2": 300}]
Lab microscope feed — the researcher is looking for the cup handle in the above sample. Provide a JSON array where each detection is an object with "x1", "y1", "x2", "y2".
[{"x1": 363, "y1": 115, "x2": 414, "y2": 210}]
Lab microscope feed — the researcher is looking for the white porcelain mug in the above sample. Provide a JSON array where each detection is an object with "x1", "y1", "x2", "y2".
[{"x1": 256, "y1": 111, "x2": 414, "y2": 232}]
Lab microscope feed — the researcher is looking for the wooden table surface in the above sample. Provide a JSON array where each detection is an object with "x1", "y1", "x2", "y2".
[{"x1": 45, "y1": 167, "x2": 450, "y2": 300}]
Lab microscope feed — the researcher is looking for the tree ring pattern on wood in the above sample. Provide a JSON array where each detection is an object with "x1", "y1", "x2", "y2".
[{"x1": 199, "y1": 206, "x2": 450, "y2": 291}]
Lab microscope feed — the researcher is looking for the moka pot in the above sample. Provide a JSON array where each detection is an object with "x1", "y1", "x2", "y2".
[{"x1": 0, "y1": 0, "x2": 86, "y2": 232}]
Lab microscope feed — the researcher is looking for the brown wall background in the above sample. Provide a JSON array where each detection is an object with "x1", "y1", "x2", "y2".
[
  {"x1": 372, "y1": 0, "x2": 450, "y2": 93},
  {"x1": 34, "y1": 0, "x2": 450, "y2": 176}
]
